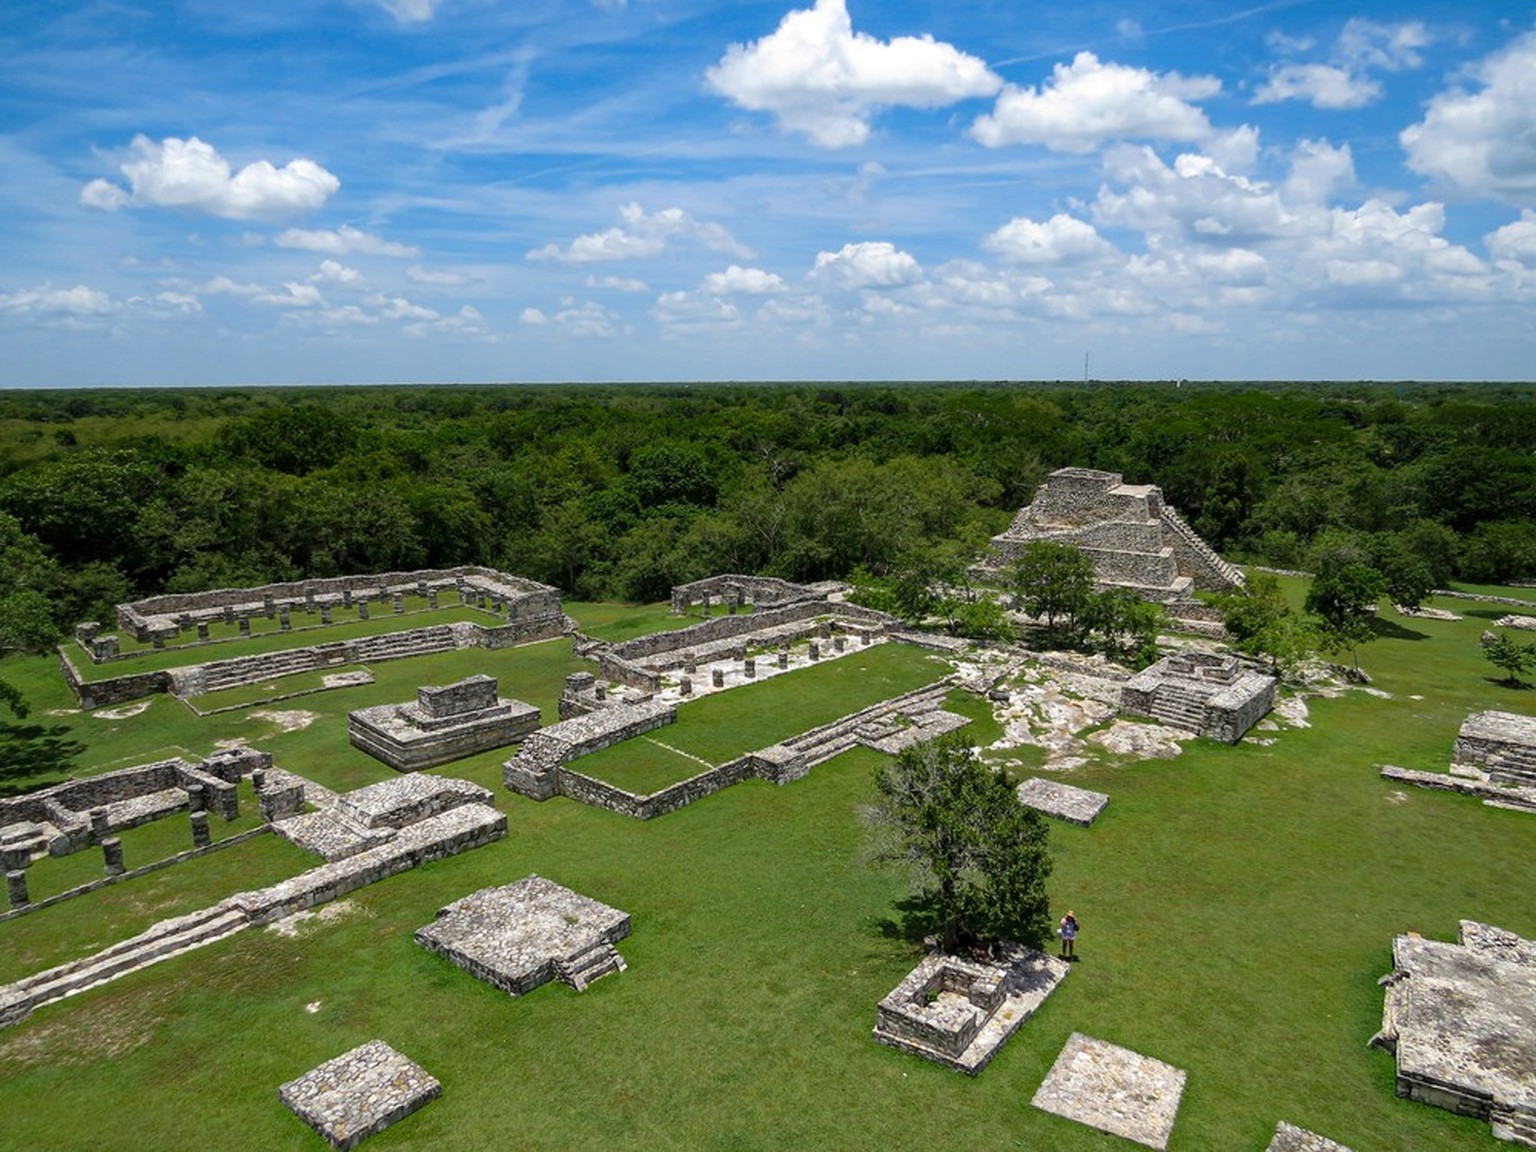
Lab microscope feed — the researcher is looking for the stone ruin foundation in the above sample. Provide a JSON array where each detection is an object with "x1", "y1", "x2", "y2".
[
  {"x1": 273, "y1": 774, "x2": 496, "y2": 862},
  {"x1": 872, "y1": 946, "x2": 1068, "y2": 1074},
  {"x1": 1119, "y1": 652, "x2": 1276, "y2": 743},
  {"x1": 982, "y1": 467, "x2": 1243, "y2": 629},
  {"x1": 1371, "y1": 921, "x2": 1536, "y2": 1147},
  {"x1": 279, "y1": 1039, "x2": 441, "y2": 1150},
  {"x1": 1380, "y1": 709, "x2": 1536, "y2": 813},
  {"x1": 1015, "y1": 777, "x2": 1110, "y2": 827},
  {"x1": 1267, "y1": 1122, "x2": 1355, "y2": 1152},
  {"x1": 415, "y1": 875, "x2": 629, "y2": 995},
  {"x1": 1031, "y1": 1032, "x2": 1188, "y2": 1150},
  {"x1": 348, "y1": 674, "x2": 540, "y2": 772}
]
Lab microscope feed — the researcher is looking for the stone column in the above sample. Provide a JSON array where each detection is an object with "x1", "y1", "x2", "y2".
[
  {"x1": 320, "y1": 604, "x2": 332, "y2": 625},
  {"x1": 238, "y1": 616, "x2": 251, "y2": 637},
  {"x1": 196, "y1": 622, "x2": 210, "y2": 643},
  {"x1": 342, "y1": 588, "x2": 354, "y2": 608},
  {"x1": 679, "y1": 677, "x2": 693, "y2": 697},
  {"x1": 393, "y1": 594, "x2": 405, "y2": 615},
  {"x1": 594, "y1": 683, "x2": 607, "y2": 702},
  {"x1": 778, "y1": 649, "x2": 789, "y2": 669},
  {"x1": 190, "y1": 810, "x2": 211, "y2": 848},
  {"x1": 151, "y1": 634, "x2": 166, "y2": 650},
  {"x1": 744, "y1": 656, "x2": 756, "y2": 679},
  {"x1": 861, "y1": 632, "x2": 872, "y2": 646},
  {"x1": 834, "y1": 635, "x2": 846, "y2": 652},
  {"x1": 278, "y1": 607, "x2": 291, "y2": 631},
  {"x1": 684, "y1": 654, "x2": 698, "y2": 674},
  {"x1": 712, "y1": 668, "x2": 725, "y2": 689},
  {"x1": 216, "y1": 787, "x2": 239, "y2": 821},
  {"x1": 1, "y1": 844, "x2": 28, "y2": 872},
  {"x1": 358, "y1": 600, "x2": 370, "y2": 621},
  {"x1": 251, "y1": 767, "x2": 267, "y2": 792},
  {"x1": 185, "y1": 783, "x2": 206, "y2": 813},
  {"x1": 263, "y1": 597, "x2": 276, "y2": 620},
  {"x1": 89, "y1": 808, "x2": 110, "y2": 841},
  {"x1": 809, "y1": 641, "x2": 821, "y2": 661},
  {"x1": 102, "y1": 837, "x2": 124, "y2": 876},
  {"x1": 222, "y1": 605, "x2": 236, "y2": 625},
  {"x1": 427, "y1": 589, "x2": 439, "y2": 609},
  {"x1": 7, "y1": 870, "x2": 28, "y2": 909}
]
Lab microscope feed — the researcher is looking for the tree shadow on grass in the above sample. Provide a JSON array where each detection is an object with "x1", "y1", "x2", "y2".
[
  {"x1": 0, "y1": 721, "x2": 87, "y2": 797},
  {"x1": 867, "y1": 892, "x2": 942, "y2": 946},
  {"x1": 1370, "y1": 617, "x2": 1430, "y2": 642},
  {"x1": 1483, "y1": 676, "x2": 1533, "y2": 691}
]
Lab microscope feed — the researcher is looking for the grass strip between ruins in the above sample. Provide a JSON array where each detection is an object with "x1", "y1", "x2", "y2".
[{"x1": 1, "y1": 593, "x2": 1534, "y2": 1149}]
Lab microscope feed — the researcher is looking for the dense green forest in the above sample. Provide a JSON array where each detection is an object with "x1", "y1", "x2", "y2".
[{"x1": 0, "y1": 382, "x2": 1533, "y2": 652}]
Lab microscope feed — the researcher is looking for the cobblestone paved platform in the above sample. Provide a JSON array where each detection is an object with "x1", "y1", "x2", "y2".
[{"x1": 1031, "y1": 1033, "x2": 1187, "y2": 1150}]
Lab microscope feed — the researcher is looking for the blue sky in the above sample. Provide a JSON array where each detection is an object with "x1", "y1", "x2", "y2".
[{"x1": 3, "y1": 0, "x2": 1535, "y2": 385}]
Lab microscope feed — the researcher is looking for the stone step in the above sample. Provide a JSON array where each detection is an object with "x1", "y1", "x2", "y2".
[
  {"x1": 13, "y1": 906, "x2": 248, "y2": 1008},
  {"x1": 556, "y1": 941, "x2": 626, "y2": 991}
]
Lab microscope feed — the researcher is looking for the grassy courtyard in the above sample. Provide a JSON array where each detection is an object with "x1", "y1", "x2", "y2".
[{"x1": 0, "y1": 594, "x2": 1533, "y2": 1149}]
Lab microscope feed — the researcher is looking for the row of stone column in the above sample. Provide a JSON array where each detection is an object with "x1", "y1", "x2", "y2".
[
  {"x1": 673, "y1": 633, "x2": 866, "y2": 696},
  {"x1": 5, "y1": 770, "x2": 283, "y2": 909},
  {"x1": 151, "y1": 585, "x2": 472, "y2": 648}
]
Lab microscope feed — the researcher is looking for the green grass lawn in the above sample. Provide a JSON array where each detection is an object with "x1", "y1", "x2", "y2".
[{"x1": 0, "y1": 594, "x2": 1533, "y2": 1149}]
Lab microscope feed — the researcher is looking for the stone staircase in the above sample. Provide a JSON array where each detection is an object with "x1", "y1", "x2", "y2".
[
  {"x1": 1488, "y1": 745, "x2": 1536, "y2": 789},
  {"x1": 1144, "y1": 683, "x2": 1209, "y2": 733},
  {"x1": 554, "y1": 940, "x2": 627, "y2": 991},
  {"x1": 780, "y1": 682, "x2": 959, "y2": 767},
  {"x1": 351, "y1": 626, "x2": 457, "y2": 664},
  {"x1": 0, "y1": 905, "x2": 249, "y2": 1025},
  {"x1": 176, "y1": 648, "x2": 324, "y2": 696},
  {"x1": 1160, "y1": 506, "x2": 1246, "y2": 590},
  {"x1": 1491, "y1": 1099, "x2": 1536, "y2": 1147}
]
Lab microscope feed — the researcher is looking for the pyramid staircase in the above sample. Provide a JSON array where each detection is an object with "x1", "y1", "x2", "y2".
[{"x1": 1160, "y1": 506, "x2": 1246, "y2": 589}]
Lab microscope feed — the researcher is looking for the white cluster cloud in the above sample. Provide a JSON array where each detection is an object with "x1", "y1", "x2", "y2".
[
  {"x1": 972, "y1": 52, "x2": 1218, "y2": 153},
  {"x1": 701, "y1": 265, "x2": 785, "y2": 295},
  {"x1": 0, "y1": 284, "x2": 118, "y2": 316},
  {"x1": 276, "y1": 225, "x2": 419, "y2": 257},
  {"x1": 1488, "y1": 211, "x2": 1536, "y2": 268},
  {"x1": 1401, "y1": 31, "x2": 1536, "y2": 202},
  {"x1": 81, "y1": 135, "x2": 338, "y2": 220},
  {"x1": 528, "y1": 204, "x2": 752, "y2": 263},
  {"x1": 1256, "y1": 19, "x2": 1431, "y2": 109},
  {"x1": 810, "y1": 241, "x2": 922, "y2": 288},
  {"x1": 983, "y1": 214, "x2": 1114, "y2": 265},
  {"x1": 706, "y1": 0, "x2": 999, "y2": 147}
]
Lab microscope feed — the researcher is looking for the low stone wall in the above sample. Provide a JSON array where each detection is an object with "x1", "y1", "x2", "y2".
[
  {"x1": 503, "y1": 702, "x2": 677, "y2": 799},
  {"x1": 608, "y1": 600, "x2": 893, "y2": 665},
  {"x1": 556, "y1": 755, "x2": 761, "y2": 820},
  {"x1": 58, "y1": 647, "x2": 172, "y2": 711}
]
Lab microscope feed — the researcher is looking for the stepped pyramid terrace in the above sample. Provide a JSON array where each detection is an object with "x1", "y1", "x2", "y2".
[{"x1": 982, "y1": 467, "x2": 1244, "y2": 628}]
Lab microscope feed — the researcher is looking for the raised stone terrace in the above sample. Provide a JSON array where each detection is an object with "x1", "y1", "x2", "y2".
[
  {"x1": 1371, "y1": 921, "x2": 1536, "y2": 1148},
  {"x1": 872, "y1": 946, "x2": 1068, "y2": 1074},
  {"x1": 1454, "y1": 710, "x2": 1536, "y2": 788},
  {"x1": 1120, "y1": 652, "x2": 1275, "y2": 743},
  {"x1": 349, "y1": 674, "x2": 540, "y2": 772},
  {"x1": 415, "y1": 875, "x2": 630, "y2": 996},
  {"x1": 280, "y1": 1039, "x2": 441, "y2": 1150},
  {"x1": 982, "y1": 467, "x2": 1243, "y2": 626}
]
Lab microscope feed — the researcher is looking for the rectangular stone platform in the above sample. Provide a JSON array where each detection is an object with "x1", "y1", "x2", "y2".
[
  {"x1": 1267, "y1": 1121, "x2": 1354, "y2": 1151},
  {"x1": 279, "y1": 1039, "x2": 440, "y2": 1150},
  {"x1": 415, "y1": 875, "x2": 630, "y2": 997},
  {"x1": 349, "y1": 674, "x2": 540, "y2": 772},
  {"x1": 1031, "y1": 1033, "x2": 1187, "y2": 1150},
  {"x1": 1016, "y1": 777, "x2": 1109, "y2": 827}
]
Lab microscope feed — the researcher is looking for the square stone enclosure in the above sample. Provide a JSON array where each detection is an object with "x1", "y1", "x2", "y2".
[
  {"x1": 415, "y1": 875, "x2": 630, "y2": 996},
  {"x1": 1031, "y1": 1033, "x2": 1188, "y2": 1151},
  {"x1": 279, "y1": 1039, "x2": 440, "y2": 1151}
]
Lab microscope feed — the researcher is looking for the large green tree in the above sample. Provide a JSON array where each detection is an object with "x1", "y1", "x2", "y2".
[
  {"x1": 1006, "y1": 541, "x2": 1096, "y2": 641},
  {"x1": 866, "y1": 734, "x2": 1052, "y2": 954}
]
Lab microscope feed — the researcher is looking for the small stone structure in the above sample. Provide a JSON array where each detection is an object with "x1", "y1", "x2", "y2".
[
  {"x1": 1015, "y1": 778, "x2": 1109, "y2": 827},
  {"x1": 0, "y1": 747, "x2": 267, "y2": 859},
  {"x1": 872, "y1": 946, "x2": 1068, "y2": 1074},
  {"x1": 982, "y1": 467, "x2": 1242, "y2": 628},
  {"x1": 504, "y1": 700, "x2": 678, "y2": 801},
  {"x1": 1371, "y1": 921, "x2": 1536, "y2": 1147},
  {"x1": 1119, "y1": 652, "x2": 1275, "y2": 743},
  {"x1": 1453, "y1": 710, "x2": 1536, "y2": 788},
  {"x1": 1031, "y1": 1032, "x2": 1188, "y2": 1150},
  {"x1": 415, "y1": 875, "x2": 630, "y2": 995},
  {"x1": 348, "y1": 675, "x2": 540, "y2": 772},
  {"x1": 1267, "y1": 1122, "x2": 1354, "y2": 1152},
  {"x1": 274, "y1": 774, "x2": 495, "y2": 861},
  {"x1": 279, "y1": 1040, "x2": 441, "y2": 1150}
]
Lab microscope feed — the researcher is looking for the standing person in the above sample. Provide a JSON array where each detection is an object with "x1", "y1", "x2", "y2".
[{"x1": 1059, "y1": 910, "x2": 1079, "y2": 960}]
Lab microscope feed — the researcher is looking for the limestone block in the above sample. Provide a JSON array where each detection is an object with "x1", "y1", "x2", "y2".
[{"x1": 279, "y1": 1040, "x2": 441, "y2": 1151}]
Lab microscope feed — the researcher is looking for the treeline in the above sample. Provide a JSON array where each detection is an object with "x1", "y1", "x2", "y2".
[{"x1": 0, "y1": 382, "x2": 1533, "y2": 652}]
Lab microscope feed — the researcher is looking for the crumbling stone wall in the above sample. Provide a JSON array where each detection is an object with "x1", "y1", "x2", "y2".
[{"x1": 669, "y1": 575, "x2": 825, "y2": 615}]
